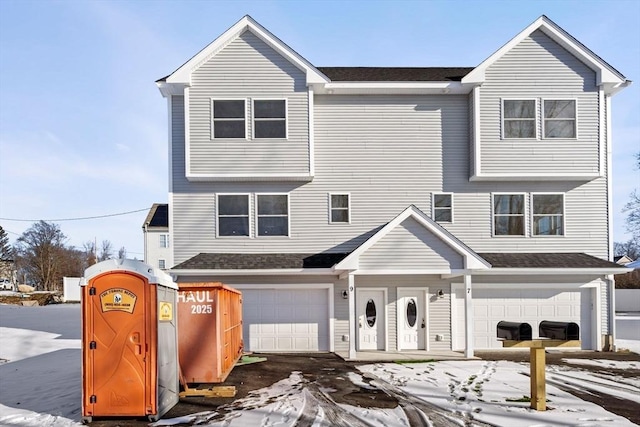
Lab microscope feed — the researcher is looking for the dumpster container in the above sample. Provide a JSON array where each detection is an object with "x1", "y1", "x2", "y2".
[
  {"x1": 80, "y1": 259, "x2": 179, "y2": 423},
  {"x1": 177, "y1": 282, "x2": 243, "y2": 384}
]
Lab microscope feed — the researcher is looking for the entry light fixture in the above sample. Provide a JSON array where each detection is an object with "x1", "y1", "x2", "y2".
[{"x1": 437, "y1": 289, "x2": 444, "y2": 299}]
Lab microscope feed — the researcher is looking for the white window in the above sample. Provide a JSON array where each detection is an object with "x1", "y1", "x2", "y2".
[
  {"x1": 502, "y1": 99, "x2": 536, "y2": 139},
  {"x1": 159, "y1": 234, "x2": 169, "y2": 248},
  {"x1": 492, "y1": 194, "x2": 525, "y2": 236},
  {"x1": 257, "y1": 194, "x2": 289, "y2": 236},
  {"x1": 217, "y1": 194, "x2": 250, "y2": 236},
  {"x1": 532, "y1": 193, "x2": 564, "y2": 236},
  {"x1": 329, "y1": 194, "x2": 350, "y2": 224},
  {"x1": 158, "y1": 259, "x2": 166, "y2": 269},
  {"x1": 433, "y1": 193, "x2": 453, "y2": 222},
  {"x1": 212, "y1": 100, "x2": 246, "y2": 139},
  {"x1": 253, "y1": 99, "x2": 286, "y2": 139},
  {"x1": 543, "y1": 100, "x2": 576, "y2": 138}
]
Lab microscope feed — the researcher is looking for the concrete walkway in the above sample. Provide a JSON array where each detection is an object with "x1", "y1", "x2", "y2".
[{"x1": 335, "y1": 350, "x2": 478, "y2": 362}]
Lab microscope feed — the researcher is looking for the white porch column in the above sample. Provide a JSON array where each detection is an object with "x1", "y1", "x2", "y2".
[
  {"x1": 464, "y1": 274, "x2": 474, "y2": 358},
  {"x1": 348, "y1": 273, "x2": 356, "y2": 359}
]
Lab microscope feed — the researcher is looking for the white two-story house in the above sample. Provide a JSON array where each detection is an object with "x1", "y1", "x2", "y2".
[
  {"x1": 142, "y1": 203, "x2": 172, "y2": 270},
  {"x1": 157, "y1": 15, "x2": 630, "y2": 359}
]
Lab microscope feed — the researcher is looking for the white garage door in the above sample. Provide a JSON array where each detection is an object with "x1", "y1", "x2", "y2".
[
  {"x1": 241, "y1": 288, "x2": 330, "y2": 352},
  {"x1": 454, "y1": 288, "x2": 592, "y2": 350}
]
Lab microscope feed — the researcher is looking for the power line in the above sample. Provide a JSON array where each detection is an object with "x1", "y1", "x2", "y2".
[{"x1": 0, "y1": 208, "x2": 150, "y2": 222}]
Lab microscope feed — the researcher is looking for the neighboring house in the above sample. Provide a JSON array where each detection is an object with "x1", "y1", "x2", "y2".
[
  {"x1": 156, "y1": 15, "x2": 631, "y2": 359},
  {"x1": 142, "y1": 203, "x2": 172, "y2": 270},
  {"x1": 614, "y1": 255, "x2": 634, "y2": 265},
  {"x1": 0, "y1": 259, "x2": 17, "y2": 285}
]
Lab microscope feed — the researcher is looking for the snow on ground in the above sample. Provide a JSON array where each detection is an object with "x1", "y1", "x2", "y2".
[{"x1": 1, "y1": 303, "x2": 639, "y2": 427}]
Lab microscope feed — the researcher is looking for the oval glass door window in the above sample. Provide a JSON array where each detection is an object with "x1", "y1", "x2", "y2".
[
  {"x1": 365, "y1": 299, "x2": 377, "y2": 327},
  {"x1": 406, "y1": 298, "x2": 417, "y2": 327}
]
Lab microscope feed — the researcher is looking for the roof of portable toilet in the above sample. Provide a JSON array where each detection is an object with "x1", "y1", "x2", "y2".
[{"x1": 82, "y1": 259, "x2": 178, "y2": 290}]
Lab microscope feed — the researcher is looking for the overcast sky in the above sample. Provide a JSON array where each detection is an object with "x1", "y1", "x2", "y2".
[{"x1": 0, "y1": 0, "x2": 638, "y2": 260}]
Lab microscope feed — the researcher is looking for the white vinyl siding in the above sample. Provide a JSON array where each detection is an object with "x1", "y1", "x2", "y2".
[
  {"x1": 188, "y1": 31, "x2": 309, "y2": 176},
  {"x1": 479, "y1": 30, "x2": 599, "y2": 175}
]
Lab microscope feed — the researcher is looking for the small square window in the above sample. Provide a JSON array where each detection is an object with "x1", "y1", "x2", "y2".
[
  {"x1": 158, "y1": 259, "x2": 166, "y2": 269},
  {"x1": 544, "y1": 100, "x2": 576, "y2": 138},
  {"x1": 493, "y1": 194, "x2": 525, "y2": 236},
  {"x1": 257, "y1": 194, "x2": 289, "y2": 236},
  {"x1": 503, "y1": 100, "x2": 536, "y2": 138},
  {"x1": 212, "y1": 100, "x2": 245, "y2": 139},
  {"x1": 433, "y1": 193, "x2": 452, "y2": 222},
  {"x1": 217, "y1": 194, "x2": 250, "y2": 236},
  {"x1": 330, "y1": 194, "x2": 350, "y2": 223},
  {"x1": 532, "y1": 194, "x2": 564, "y2": 235},
  {"x1": 254, "y1": 100, "x2": 286, "y2": 139}
]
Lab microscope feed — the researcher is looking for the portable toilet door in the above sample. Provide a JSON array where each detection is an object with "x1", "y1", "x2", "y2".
[{"x1": 81, "y1": 259, "x2": 179, "y2": 422}]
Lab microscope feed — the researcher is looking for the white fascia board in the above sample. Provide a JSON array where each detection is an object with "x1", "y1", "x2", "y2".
[
  {"x1": 470, "y1": 172, "x2": 601, "y2": 182},
  {"x1": 165, "y1": 15, "x2": 328, "y2": 86},
  {"x1": 462, "y1": 16, "x2": 627, "y2": 91},
  {"x1": 334, "y1": 205, "x2": 490, "y2": 271},
  {"x1": 156, "y1": 81, "x2": 188, "y2": 98},
  {"x1": 170, "y1": 268, "x2": 337, "y2": 276},
  {"x1": 320, "y1": 81, "x2": 470, "y2": 95},
  {"x1": 349, "y1": 269, "x2": 456, "y2": 275},
  {"x1": 473, "y1": 267, "x2": 632, "y2": 276},
  {"x1": 185, "y1": 173, "x2": 314, "y2": 182}
]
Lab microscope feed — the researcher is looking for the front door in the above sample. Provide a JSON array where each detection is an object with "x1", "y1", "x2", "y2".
[
  {"x1": 357, "y1": 289, "x2": 385, "y2": 350},
  {"x1": 398, "y1": 289, "x2": 427, "y2": 350}
]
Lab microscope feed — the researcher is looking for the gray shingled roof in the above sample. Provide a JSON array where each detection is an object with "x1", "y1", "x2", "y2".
[
  {"x1": 317, "y1": 67, "x2": 473, "y2": 82},
  {"x1": 173, "y1": 253, "x2": 351, "y2": 270},
  {"x1": 173, "y1": 252, "x2": 624, "y2": 271},
  {"x1": 478, "y1": 253, "x2": 624, "y2": 269}
]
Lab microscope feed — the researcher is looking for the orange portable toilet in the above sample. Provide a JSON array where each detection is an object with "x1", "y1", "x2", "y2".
[
  {"x1": 177, "y1": 283, "x2": 243, "y2": 384},
  {"x1": 80, "y1": 259, "x2": 179, "y2": 423}
]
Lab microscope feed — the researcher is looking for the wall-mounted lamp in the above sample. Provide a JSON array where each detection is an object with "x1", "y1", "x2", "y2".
[
  {"x1": 437, "y1": 289, "x2": 444, "y2": 299},
  {"x1": 342, "y1": 290, "x2": 349, "y2": 299}
]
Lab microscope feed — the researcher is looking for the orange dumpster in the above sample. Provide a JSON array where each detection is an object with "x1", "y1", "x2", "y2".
[
  {"x1": 80, "y1": 259, "x2": 179, "y2": 423},
  {"x1": 177, "y1": 283, "x2": 243, "y2": 384}
]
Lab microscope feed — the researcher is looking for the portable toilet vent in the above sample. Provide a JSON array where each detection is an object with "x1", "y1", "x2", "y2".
[{"x1": 80, "y1": 259, "x2": 179, "y2": 423}]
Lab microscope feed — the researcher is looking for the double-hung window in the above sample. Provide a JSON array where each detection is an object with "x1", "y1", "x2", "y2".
[
  {"x1": 502, "y1": 99, "x2": 536, "y2": 139},
  {"x1": 433, "y1": 193, "x2": 453, "y2": 222},
  {"x1": 159, "y1": 234, "x2": 169, "y2": 248},
  {"x1": 253, "y1": 100, "x2": 286, "y2": 139},
  {"x1": 257, "y1": 194, "x2": 289, "y2": 236},
  {"x1": 217, "y1": 194, "x2": 250, "y2": 236},
  {"x1": 532, "y1": 193, "x2": 564, "y2": 236},
  {"x1": 543, "y1": 100, "x2": 576, "y2": 138},
  {"x1": 493, "y1": 194, "x2": 525, "y2": 236},
  {"x1": 212, "y1": 100, "x2": 246, "y2": 138},
  {"x1": 329, "y1": 194, "x2": 350, "y2": 223}
]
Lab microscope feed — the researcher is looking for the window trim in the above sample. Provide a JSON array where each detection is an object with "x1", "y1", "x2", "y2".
[
  {"x1": 255, "y1": 193, "x2": 290, "y2": 237},
  {"x1": 328, "y1": 193, "x2": 351, "y2": 224},
  {"x1": 216, "y1": 193, "x2": 251, "y2": 238},
  {"x1": 542, "y1": 99, "x2": 577, "y2": 139},
  {"x1": 252, "y1": 98, "x2": 288, "y2": 140},
  {"x1": 531, "y1": 192, "x2": 566, "y2": 237},
  {"x1": 432, "y1": 192, "x2": 454, "y2": 223},
  {"x1": 210, "y1": 98, "x2": 248, "y2": 140},
  {"x1": 159, "y1": 234, "x2": 170, "y2": 248},
  {"x1": 501, "y1": 98, "x2": 538, "y2": 140},
  {"x1": 491, "y1": 192, "x2": 527, "y2": 237}
]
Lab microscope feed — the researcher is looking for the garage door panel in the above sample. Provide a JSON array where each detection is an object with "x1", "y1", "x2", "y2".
[{"x1": 241, "y1": 288, "x2": 329, "y2": 352}]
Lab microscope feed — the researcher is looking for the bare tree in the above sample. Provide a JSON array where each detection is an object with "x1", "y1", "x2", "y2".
[
  {"x1": 83, "y1": 241, "x2": 97, "y2": 266},
  {"x1": 622, "y1": 152, "x2": 640, "y2": 239},
  {"x1": 14, "y1": 221, "x2": 67, "y2": 291},
  {"x1": 98, "y1": 240, "x2": 113, "y2": 262},
  {"x1": 118, "y1": 246, "x2": 127, "y2": 259}
]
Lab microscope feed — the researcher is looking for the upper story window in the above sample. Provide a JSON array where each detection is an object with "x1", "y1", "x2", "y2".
[
  {"x1": 217, "y1": 194, "x2": 250, "y2": 236},
  {"x1": 159, "y1": 234, "x2": 170, "y2": 248},
  {"x1": 212, "y1": 100, "x2": 246, "y2": 139},
  {"x1": 158, "y1": 259, "x2": 166, "y2": 269},
  {"x1": 543, "y1": 100, "x2": 576, "y2": 138},
  {"x1": 532, "y1": 193, "x2": 564, "y2": 236},
  {"x1": 433, "y1": 193, "x2": 453, "y2": 222},
  {"x1": 257, "y1": 194, "x2": 289, "y2": 236},
  {"x1": 329, "y1": 193, "x2": 350, "y2": 224},
  {"x1": 493, "y1": 194, "x2": 525, "y2": 236},
  {"x1": 253, "y1": 100, "x2": 286, "y2": 139},
  {"x1": 502, "y1": 100, "x2": 536, "y2": 139}
]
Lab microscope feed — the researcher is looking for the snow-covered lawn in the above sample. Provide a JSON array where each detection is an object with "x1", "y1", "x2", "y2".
[{"x1": 1, "y1": 304, "x2": 638, "y2": 427}]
